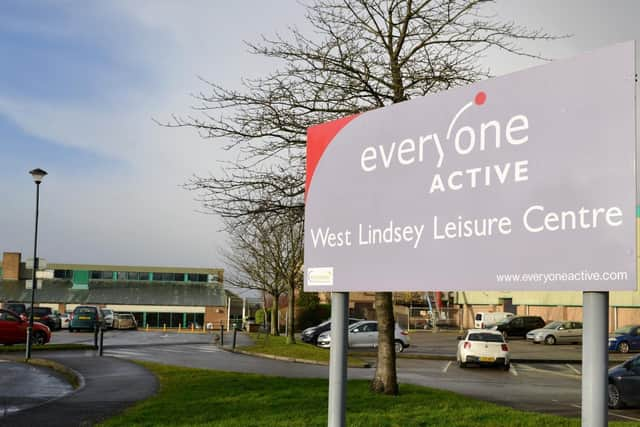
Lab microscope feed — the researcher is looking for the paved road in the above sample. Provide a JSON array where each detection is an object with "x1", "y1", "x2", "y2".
[
  {"x1": 0, "y1": 360, "x2": 73, "y2": 416},
  {"x1": 3, "y1": 329, "x2": 639, "y2": 425},
  {"x1": 0, "y1": 353, "x2": 158, "y2": 427},
  {"x1": 101, "y1": 341, "x2": 640, "y2": 423}
]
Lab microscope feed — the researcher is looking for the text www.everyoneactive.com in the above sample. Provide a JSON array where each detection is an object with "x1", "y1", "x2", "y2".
[{"x1": 496, "y1": 270, "x2": 628, "y2": 284}]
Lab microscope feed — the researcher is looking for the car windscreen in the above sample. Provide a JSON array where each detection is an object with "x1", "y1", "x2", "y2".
[
  {"x1": 31, "y1": 308, "x2": 51, "y2": 315},
  {"x1": 468, "y1": 333, "x2": 504, "y2": 342},
  {"x1": 614, "y1": 326, "x2": 634, "y2": 335},
  {"x1": 544, "y1": 321, "x2": 562, "y2": 329},
  {"x1": 475, "y1": 314, "x2": 482, "y2": 321}
]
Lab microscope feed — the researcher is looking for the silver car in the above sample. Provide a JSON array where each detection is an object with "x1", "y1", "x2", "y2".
[
  {"x1": 316, "y1": 320, "x2": 410, "y2": 353},
  {"x1": 526, "y1": 321, "x2": 583, "y2": 345}
]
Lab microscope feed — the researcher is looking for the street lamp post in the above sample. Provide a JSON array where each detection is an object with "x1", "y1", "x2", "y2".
[{"x1": 25, "y1": 168, "x2": 47, "y2": 360}]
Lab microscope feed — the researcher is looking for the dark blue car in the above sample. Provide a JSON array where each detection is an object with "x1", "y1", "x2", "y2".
[
  {"x1": 608, "y1": 325, "x2": 640, "y2": 354},
  {"x1": 608, "y1": 354, "x2": 640, "y2": 408}
]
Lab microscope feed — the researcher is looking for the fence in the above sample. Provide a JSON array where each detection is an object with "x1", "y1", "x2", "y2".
[{"x1": 395, "y1": 306, "x2": 461, "y2": 330}]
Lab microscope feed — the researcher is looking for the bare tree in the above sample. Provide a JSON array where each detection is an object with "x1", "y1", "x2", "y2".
[
  {"x1": 169, "y1": 0, "x2": 556, "y2": 395},
  {"x1": 222, "y1": 211, "x2": 303, "y2": 341}
]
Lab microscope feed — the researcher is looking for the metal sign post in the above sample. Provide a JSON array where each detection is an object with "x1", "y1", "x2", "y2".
[
  {"x1": 582, "y1": 292, "x2": 609, "y2": 427},
  {"x1": 328, "y1": 292, "x2": 348, "y2": 427}
]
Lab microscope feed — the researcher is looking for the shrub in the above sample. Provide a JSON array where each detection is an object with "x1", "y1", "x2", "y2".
[
  {"x1": 255, "y1": 309, "x2": 266, "y2": 325},
  {"x1": 297, "y1": 303, "x2": 331, "y2": 331}
]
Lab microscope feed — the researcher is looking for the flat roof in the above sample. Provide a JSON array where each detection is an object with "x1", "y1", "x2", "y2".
[{"x1": 48, "y1": 263, "x2": 223, "y2": 275}]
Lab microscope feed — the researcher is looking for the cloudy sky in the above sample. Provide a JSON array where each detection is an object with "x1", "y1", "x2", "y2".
[{"x1": 1, "y1": 1, "x2": 639, "y2": 269}]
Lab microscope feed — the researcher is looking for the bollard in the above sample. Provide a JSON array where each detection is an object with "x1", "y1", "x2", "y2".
[
  {"x1": 163, "y1": 323, "x2": 166, "y2": 332},
  {"x1": 191, "y1": 323, "x2": 194, "y2": 332},
  {"x1": 220, "y1": 325, "x2": 224, "y2": 347},
  {"x1": 99, "y1": 327, "x2": 104, "y2": 356},
  {"x1": 178, "y1": 324, "x2": 181, "y2": 332},
  {"x1": 93, "y1": 326, "x2": 99, "y2": 349},
  {"x1": 146, "y1": 323, "x2": 149, "y2": 332},
  {"x1": 232, "y1": 327, "x2": 237, "y2": 351}
]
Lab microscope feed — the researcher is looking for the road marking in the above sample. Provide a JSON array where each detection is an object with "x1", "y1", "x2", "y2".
[
  {"x1": 565, "y1": 364, "x2": 581, "y2": 375},
  {"x1": 105, "y1": 350, "x2": 147, "y2": 358},
  {"x1": 509, "y1": 364, "x2": 518, "y2": 376},
  {"x1": 161, "y1": 348, "x2": 190, "y2": 353},
  {"x1": 609, "y1": 412, "x2": 640, "y2": 422},
  {"x1": 517, "y1": 364, "x2": 580, "y2": 379},
  {"x1": 569, "y1": 404, "x2": 640, "y2": 421},
  {"x1": 182, "y1": 345, "x2": 222, "y2": 353},
  {"x1": 442, "y1": 361, "x2": 452, "y2": 373}
]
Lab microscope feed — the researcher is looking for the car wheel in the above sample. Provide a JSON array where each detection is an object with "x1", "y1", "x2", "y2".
[
  {"x1": 617, "y1": 341, "x2": 630, "y2": 353},
  {"x1": 457, "y1": 354, "x2": 467, "y2": 368},
  {"x1": 32, "y1": 331, "x2": 46, "y2": 345},
  {"x1": 503, "y1": 362, "x2": 511, "y2": 371},
  {"x1": 544, "y1": 335, "x2": 556, "y2": 345},
  {"x1": 394, "y1": 340, "x2": 404, "y2": 353},
  {"x1": 502, "y1": 331, "x2": 508, "y2": 340},
  {"x1": 69, "y1": 328, "x2": 74, "y2": 333},
  {"x1": 608, "y1": 383, "x2": 625, "y2": 409}
]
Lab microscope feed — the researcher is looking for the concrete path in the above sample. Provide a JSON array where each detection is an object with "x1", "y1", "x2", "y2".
[{"x1": 0, "y1": 352, "x2": 158, "y2": 427}]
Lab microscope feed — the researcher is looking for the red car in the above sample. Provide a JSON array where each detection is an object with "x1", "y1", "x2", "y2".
[{"x1": 0, "y1": 309, "x2": 51, "y2": 345}]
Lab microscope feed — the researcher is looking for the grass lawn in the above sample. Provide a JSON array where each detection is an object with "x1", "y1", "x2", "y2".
[
  {"x1": 240, "y1": 334, "x2": 368, "y2": 367},
  {"x1": 98, "y1": 362, "x2": 639, "y2": 427}
]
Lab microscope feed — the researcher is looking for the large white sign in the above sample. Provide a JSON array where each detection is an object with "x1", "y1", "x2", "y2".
[{"x1": 304, "y1": 42, "x2": 637, "y2": 292}]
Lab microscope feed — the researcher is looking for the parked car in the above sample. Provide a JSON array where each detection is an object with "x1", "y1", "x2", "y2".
[
  {"x1": 302, "y1": 318, "x2": 363, "y2": 345},
  {"x1": 101, "y1": 308, "x2": 114, "y2": 329},
  {"x1": 0, "y1": 308, "x2": 51, "y2": 345},
  {"x1": 26, "y1": 307, "x2": 61, "y2": 331},
  {"x1": 457, "y1": 329, "x2": 510, "y2": 370},
  {"x1": 2, "y1": 302, "x2": 27, "y2": 319},
  {"x1": 492, "y1": 316, "x2": 545, "y2": 339},
  {"x1": 608, "y1": 354, "x2": 640, "y2": 408},
  {"x1": 608, "y1": 325, "x2": 640, "y2": 354},
  {"x1": 526, "y1": 321, "x2": 583, "y2": 345},
  {"x1": 59, "y1": 312, "x2": 71, "y2": 329},
  {"x1": 474, "y1": 312, "x2": 514, "y2": 329},
  {"x1": 69, "y1": 305, "x2": 104, "y2": 332},
  {"x1": 113, "y1": 313, "x2": 138, "y2": 330},
  {"x1": 316, "y1": 320, "x2": 410, "y2": 353}
]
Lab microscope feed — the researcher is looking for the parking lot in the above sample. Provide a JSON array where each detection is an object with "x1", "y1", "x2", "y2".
[{"x1": 398, "y1": 330, "x2": 632, "y2": 363}]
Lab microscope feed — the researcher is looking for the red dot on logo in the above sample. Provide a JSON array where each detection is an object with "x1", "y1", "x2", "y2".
[{"x1": 475, "y1": 91, "x2": 487, "y2": 105}]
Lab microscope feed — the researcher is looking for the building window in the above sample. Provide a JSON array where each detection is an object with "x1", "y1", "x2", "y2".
[
  {"x1": 91, "y1": 271, "x2": 113, "y2": 280},
  {"x1": 153, "y1": 272, "x2": 182, "y2": 282},
  {"x1": 53, "y1": 269, "x2": 72, "y2": 279},
  {"x1": 188, "y1": 273, "x2": 207, "y2": 283}
]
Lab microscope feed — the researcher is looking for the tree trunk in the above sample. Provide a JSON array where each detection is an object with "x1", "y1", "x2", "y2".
[
  {"x1": 286, "y1": 283, "x2": 296, "y2": 344},
  {"x1": 271, "y1": 294, "x2": 280, "y2": 336},
  {"x1": 370, "y1": 291, "x2": 398, "y2": 395}
]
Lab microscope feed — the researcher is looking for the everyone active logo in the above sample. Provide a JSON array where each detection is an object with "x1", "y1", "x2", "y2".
[{"x1": 358, "y1": 91, "x2": 531, "y2": 195}]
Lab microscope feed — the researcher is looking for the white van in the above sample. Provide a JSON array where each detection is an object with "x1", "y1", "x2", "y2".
[{"x1": 474, "y1": 312, "x2": 514, "y2": 329}]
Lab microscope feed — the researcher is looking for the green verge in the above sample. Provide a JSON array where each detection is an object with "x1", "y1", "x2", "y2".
[
  {"x1": 239, "y1": 333, "x2": 368, "y2": 367},
  {"x1": 98, "y1": 362, "x2": 639, "y2": 427},
  {"x1": 0, "y1": 343, "x2": 95, "y2": 353}
]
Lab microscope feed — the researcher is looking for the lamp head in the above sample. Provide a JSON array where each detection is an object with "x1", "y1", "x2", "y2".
[{"x1": 29, "y1": 168, "x2": 48, "y2": 184}]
